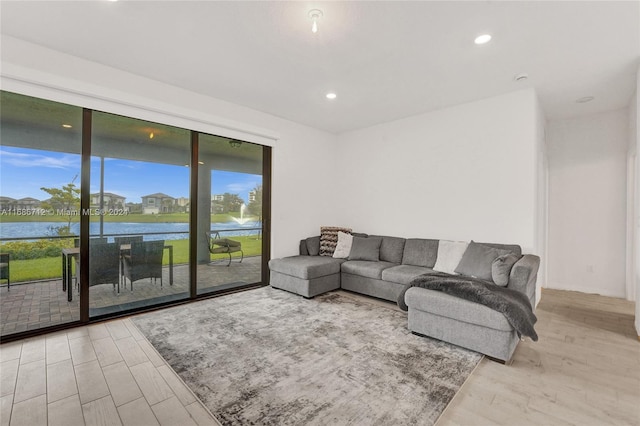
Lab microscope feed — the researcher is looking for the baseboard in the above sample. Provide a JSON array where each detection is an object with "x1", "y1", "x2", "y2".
[{"x1": 542, "y1": 284, "x2": 626, "y2": 299}]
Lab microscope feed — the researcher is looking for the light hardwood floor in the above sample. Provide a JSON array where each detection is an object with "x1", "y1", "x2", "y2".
[
  {"x1": 438, "y1": 288, "x2": 640, "y2": 426},
  {"x1": 1, "y1": 288, "x2": 638, "y2": 425}
]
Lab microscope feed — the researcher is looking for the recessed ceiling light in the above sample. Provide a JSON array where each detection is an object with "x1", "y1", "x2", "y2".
[
  {"x1": 62, "y1": 124, "x2": 72, "y2": 128},
  {"x1": 576, "y1": 96, "x2": 595, "y2": 103},
  {"x1": 474, "y1": 34, "x2": 492, "y2": 45},
  {"x1": 326, "y1": 93, "x2": 337, "y2": 100}
]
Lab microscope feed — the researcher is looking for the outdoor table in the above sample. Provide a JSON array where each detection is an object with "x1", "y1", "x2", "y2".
[{"x1": 61, "y1": 243, "x2": 173, "y2": 302}]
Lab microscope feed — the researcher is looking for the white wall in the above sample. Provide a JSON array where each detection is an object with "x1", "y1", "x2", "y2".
[
  {"x1": 336, "y1": 89, "x2": 540, "y2": 253},
  {"x1": 0, "y1": 36, "x2": 339, "y2": 259},
  {"x1": 547, "y1": 109, "x2": 629, "y2": 298}
]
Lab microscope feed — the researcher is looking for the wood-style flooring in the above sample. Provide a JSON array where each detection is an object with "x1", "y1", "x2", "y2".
[
  {"x1": 438, "y1": 288, "x2": 640, "y2": 425},
  {"x1": 1, "y1": 287, "x2": 638, "y2": 425}
]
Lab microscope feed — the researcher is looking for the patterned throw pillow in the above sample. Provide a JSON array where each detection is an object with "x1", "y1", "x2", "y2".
[{"x1": 319, "y1": 226, "x2": 352, "y2": 256}]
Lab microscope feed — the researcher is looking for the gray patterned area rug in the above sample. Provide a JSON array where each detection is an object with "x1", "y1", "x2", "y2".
[{"x1": 132, "y1": 287, "x2": 482, "y2": 426}]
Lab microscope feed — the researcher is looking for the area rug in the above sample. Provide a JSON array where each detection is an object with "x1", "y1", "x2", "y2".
[{"x1": 132, "y1": 287, "x2": 482, "y2": 425}]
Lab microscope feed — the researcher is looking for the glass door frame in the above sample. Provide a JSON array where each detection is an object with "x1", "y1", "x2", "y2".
[
  {"x1": 78, "y1": 112, "x2": 271, "y2": 324},
  {"x1": 190, "y1": 133, "x2": 271, "y2": 298},
  {"x1": 1, "y1": 102, "x2": 271, "y2": 341}
]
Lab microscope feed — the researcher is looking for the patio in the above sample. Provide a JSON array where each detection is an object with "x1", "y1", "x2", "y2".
[{"x1": 0, "y1": 256, "x2": 262, "y2": 337}]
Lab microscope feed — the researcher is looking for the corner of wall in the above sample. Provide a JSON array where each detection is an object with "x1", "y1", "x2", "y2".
[
  {"x1": 635, "y1": 66, "x2": 640, "y2": 336},
  {"x1": 533, "y1": 91, "x2": 548, "y2": 307}
]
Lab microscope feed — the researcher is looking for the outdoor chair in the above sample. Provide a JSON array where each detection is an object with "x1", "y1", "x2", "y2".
[
  {"x1": 73, "y1": 237, "x2": 111, "y2": 292},
  {"x1": 0, "y1": 253, "x2": 9, "y2": 291},
  {"x1": 87, "y1": 241, "x2": 121, "y2": 293},
  {"x1": 115, "y1": 235, "x2": 144, "y2": 283},
  {"x1": 122, "y1": 240, "x2": 164, "y2": 290},
  {"x1": 206, "y1": 231, "x2": 243, "y2": 266},
  {"x1": 114, "y1": 235, "x2": 143, "y2": 246}
]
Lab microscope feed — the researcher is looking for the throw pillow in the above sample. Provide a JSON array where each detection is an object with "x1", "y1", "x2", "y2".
[
  {"x1": 332, "y1": 232, "x2": 354, "y2": 259},
  {"x1": 432, "y1": 240, "x2": 469, "y2": 275},
  {"x1": 492, "y1": 253, "x2": 521, "y2": 286},
  {"x1": 305, "y1": 236, "x2": 321, "y2": 256},
  {"x1": 401, "y1": 239, "x2": 439, "y2": 268},
  {"x1": 370, "y1": 235, "x2": 406, "y2": 264},
  {"x1": 454, "y1": 241, "x2": 512, "y2": 282},
  {"x1": 319, "y1": 226, "x2": 352, "y2": 256},
  {"x1": 348, "y1": 236, "x2": 382, "y2": 261}
]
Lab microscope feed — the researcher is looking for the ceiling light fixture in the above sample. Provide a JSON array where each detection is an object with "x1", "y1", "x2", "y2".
[
  {"x1": 514, "y1": 73, "x2": 529, "y2": 82},
  {"x1": 62, "y1": 124, "x2": 72, "y2": 128},
  {"x1": 309, "y1": 9, "x2": 323, "y2": 33},
  {"x1": 474, "y1": 34, "x2": 492, "y2": 45},
  {"x1": 326, "y1": 92, "x2": 337, "y2": 100},
  {"x1": 576, "y1": 96, "x2": 595, "y2": 103},
  {"x1": 229, "y1": 140, "x2": 242, "y2": 148}
]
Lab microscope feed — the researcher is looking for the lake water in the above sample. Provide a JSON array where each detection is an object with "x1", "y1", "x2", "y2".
[{"x1": 0, "y1": 221, "x2": 261, "y2": 241}]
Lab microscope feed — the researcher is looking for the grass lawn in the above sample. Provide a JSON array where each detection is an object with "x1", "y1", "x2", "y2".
[{"x1": 7, "y1": 236, "x2": 263, "y2": 283}]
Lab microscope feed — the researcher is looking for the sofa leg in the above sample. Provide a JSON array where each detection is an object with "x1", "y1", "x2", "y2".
[{"x1": 485, "y1": 355, "x2": 513, "y2": 366}]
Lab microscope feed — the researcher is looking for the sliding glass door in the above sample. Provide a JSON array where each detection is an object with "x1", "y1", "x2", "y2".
[
  {"x1": 0, "y1": 89, "x2": 270, "y2": 339},
  {"x1": 89, "y1": 112, "x2": 191, "y2": 318},
  {"x1": 196, "y1": 134, "x2": 263, "y2": 294},
  {"x1": 0, "y1": 92, "x2": 83, "y2": 335}
]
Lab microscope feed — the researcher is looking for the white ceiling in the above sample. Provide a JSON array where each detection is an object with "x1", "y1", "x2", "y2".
[{"x1": 1, "y1": 1, "x2": 638, "y2": 134}]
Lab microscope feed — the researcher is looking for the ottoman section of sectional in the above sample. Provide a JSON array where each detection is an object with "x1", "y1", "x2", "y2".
[{"x1": 268, "y1": 256, "x2": 345, "y2": 298}]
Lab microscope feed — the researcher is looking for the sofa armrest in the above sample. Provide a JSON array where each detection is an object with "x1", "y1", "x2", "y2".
[{"x1": 507, "y1": 254, "x2": 540, "y2": 305}]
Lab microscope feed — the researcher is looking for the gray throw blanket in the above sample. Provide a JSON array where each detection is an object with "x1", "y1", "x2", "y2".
[{"x1": 398, "y1": 272, "x2": 538, "y2": 341}]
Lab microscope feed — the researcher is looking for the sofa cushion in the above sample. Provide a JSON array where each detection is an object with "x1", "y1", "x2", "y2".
[
  {"x1": 332, "y1": 232, "x2": 353, "y2": 259},
  {"x1": 349, "y1": 236, "x2": 382, "y2": 261},
  {"x1": 268, "y1": 256, "x2": 345, "y2": 280},
  {"x1": 454, "y1": 241, "x2": 513, "y2": 282},
  {"x1": 320, "y1": 226, "x2": 352, "y2": 256},
  {"x1": 433, "y1": 240, "x2": 469, "y2": 275},
  {"x1": 370, "y1": 235, "x2": 406, "y2": 264},
  {"x1": 305, "y1": 236, "x2": 321, "y2": 256},
  {"x1": 492, "y1": 253, "x2": 521, "y2": 286},
  {"x1": 401, "y1": 239, "x2": 439, "y2": 268},
  {"x1": 381, "y1": 265, "x2": 439, "y2": 285},
  {"x1": 341, "y1": 260, "x2": 396, "y2": 279},
  {"x1": 404, "y1": 287, "x2": 513, "y2": 332}
]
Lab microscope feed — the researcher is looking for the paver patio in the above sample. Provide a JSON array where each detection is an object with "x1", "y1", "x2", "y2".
[{"x1": 0, "y1": 256, "x2": 262, "y2": 337}]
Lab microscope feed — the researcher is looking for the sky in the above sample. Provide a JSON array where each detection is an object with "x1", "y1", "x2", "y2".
[{"x1": 0, "y1": 147, "x2": 261, "y2": 204}]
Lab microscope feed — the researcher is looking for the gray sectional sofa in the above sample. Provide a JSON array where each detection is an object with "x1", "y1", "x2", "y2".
[{"x1": 268, "y1": 234, "x2": 540, "y2": 363}]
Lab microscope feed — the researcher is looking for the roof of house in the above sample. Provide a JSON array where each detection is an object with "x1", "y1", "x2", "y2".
[
  {"x1": 141, "y1": 193, "x2": 174, "y2": 199},
  {"x1": 90, "y1": 192, "x2": 126, "y2": 199}
]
